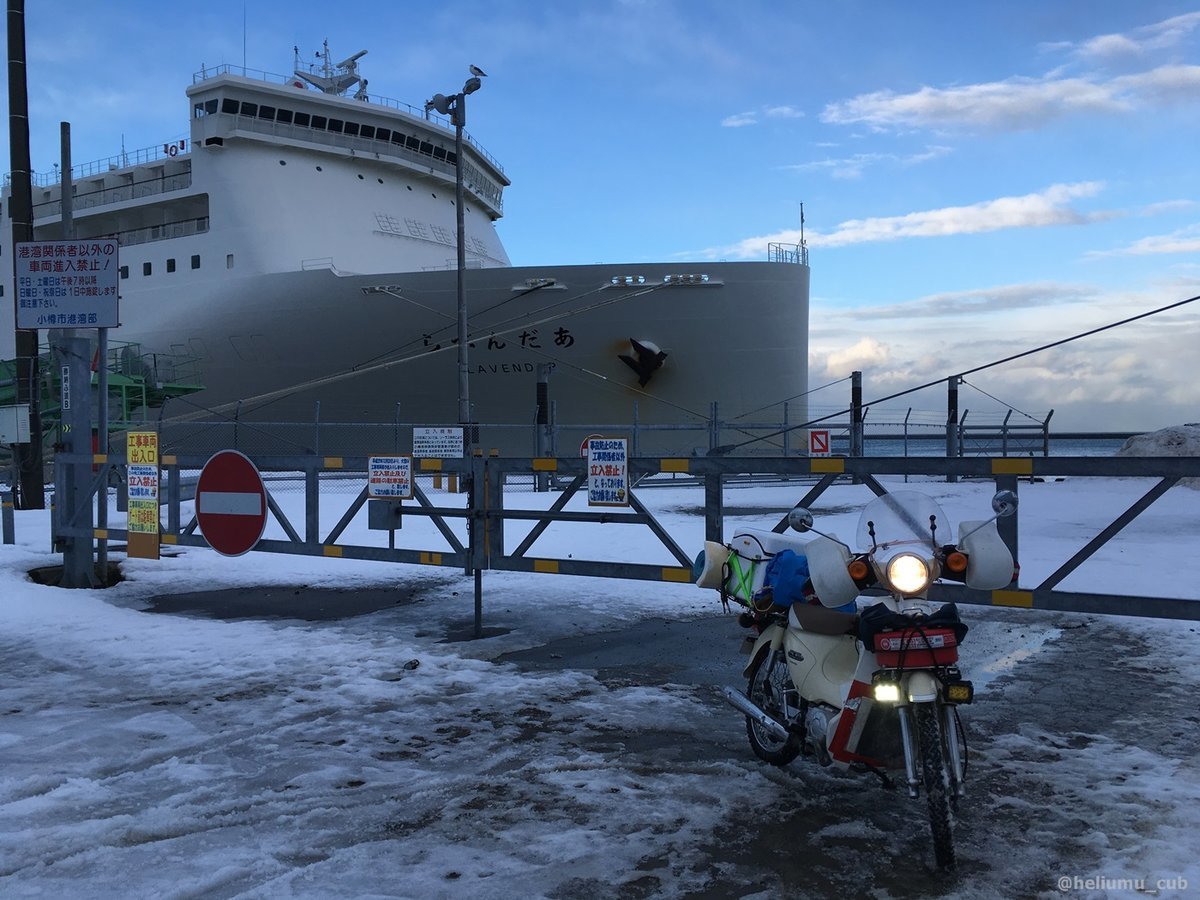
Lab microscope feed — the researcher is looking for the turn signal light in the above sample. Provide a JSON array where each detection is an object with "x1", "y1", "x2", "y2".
[
  {"x1": 848, "y1": 559, "x2": 870, "y2": 581},
  {"x1": 945, "y1": 551, "x2": 968, "y2": 574}
]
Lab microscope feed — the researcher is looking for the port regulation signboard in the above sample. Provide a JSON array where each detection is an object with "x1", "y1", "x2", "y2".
[
  {"x1": 195, "y1": 450, "x2": 268, "y2": 557},
  {"x1": 14, "y1": 240, "x2": 120, "y2": 329}
]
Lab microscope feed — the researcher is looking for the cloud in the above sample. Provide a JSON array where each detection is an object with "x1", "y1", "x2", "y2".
[
  {"x1": 807, "y1": 280, "x2": 1200, "y2": 429},
  {"x1": 820, "y1": 64, "x2": 1200, "y2": 132},
  {"x1": 786, "y1": 145, "x2": 951, "y2": 180},
  {"x1": 1087, "y1": 224, "x2": 1200, "y2": 257},
  {"x1": 721, "y1": 111, "x2": 758, "y2": 127},
  {"x1": 823, "y1": 337, "x2": 890, "y2": 377},
  {"x1": 842, "y1": 282, "x2": 1098, "y2": 319},
  {"x1": 1072, "y1": 12, "x2": 1200, "y2": 59},
  {"x1": 702, "y1": 182, "x2": 1108, "y2": 258},
  {"x1": 721, "y1": 105, "x2": 805, "y2": 127}
]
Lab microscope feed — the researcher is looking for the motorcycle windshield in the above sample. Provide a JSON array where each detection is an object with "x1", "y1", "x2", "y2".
[{"x1": 856, "y1": 491, "x2": 951, "y2": 552}]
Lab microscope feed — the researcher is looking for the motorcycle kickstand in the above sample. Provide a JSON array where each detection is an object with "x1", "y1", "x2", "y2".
[{"x1": 852, "y1": 762, "x2": 896, "y2": 790}]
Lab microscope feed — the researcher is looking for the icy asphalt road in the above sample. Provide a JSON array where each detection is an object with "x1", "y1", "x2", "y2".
[{"x1": 4, "y1": 582, "x2": 1197, "y2": 900}]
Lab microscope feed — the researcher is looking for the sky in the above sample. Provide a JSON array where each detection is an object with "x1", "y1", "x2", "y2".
[
  {"x1": 3, "y1": 1, "x2": 1200, "y2": 432},
  {"x1": 2, "y1": 469, "x2": 1200, "y2": 896}
]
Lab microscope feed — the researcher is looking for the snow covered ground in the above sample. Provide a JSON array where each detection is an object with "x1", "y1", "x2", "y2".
[{"x1": 1, "y1": 473, "x2": 1198, "y2": 898}]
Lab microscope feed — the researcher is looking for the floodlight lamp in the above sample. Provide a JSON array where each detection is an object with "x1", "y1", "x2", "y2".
[
  {"x1": 427, "y1": 93, "x2": 453, "y2": 115},
  {"x1": 463, "y1": 76, "x2": 482, "y2": 95}
]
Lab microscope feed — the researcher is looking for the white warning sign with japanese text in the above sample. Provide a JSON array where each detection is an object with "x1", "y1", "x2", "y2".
[
  {"x1": 15, "y1": 240, "x2": 120, "y2": 329},
  {"x1": 586, "y1": 437, "x2": 629, "y2": 507}
]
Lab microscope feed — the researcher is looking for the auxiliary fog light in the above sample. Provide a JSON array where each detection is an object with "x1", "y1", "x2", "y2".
[
  {"x1": 873, "y1": 680, "x2": 901, "y2": 703},
  {"x1": 887, "y1": 553, "x2": 931, "y2": 594},
  {"x1": 946, "y1": 681, "x2": 975, "y2": 704}
]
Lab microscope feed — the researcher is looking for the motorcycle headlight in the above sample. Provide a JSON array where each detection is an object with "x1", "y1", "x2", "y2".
[{"x1": 887, "y1": 553, "x2": 931, "y2": 594}]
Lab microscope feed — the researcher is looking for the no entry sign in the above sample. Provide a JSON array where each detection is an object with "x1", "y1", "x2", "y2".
[{"x1": 195, "y1": 450, "x2": 268, "y2": 556}]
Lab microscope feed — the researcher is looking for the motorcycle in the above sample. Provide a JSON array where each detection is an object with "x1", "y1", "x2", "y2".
[{"x1": 694, "y1": 489, "x2": 1017, "y2": 870}]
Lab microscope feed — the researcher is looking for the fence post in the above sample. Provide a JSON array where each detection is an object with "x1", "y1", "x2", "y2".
[
  {"x1": 783, "y1": 401, "x2": 790, "y2": 457},
  {"x1": 1, "y1": 490, "x2": 13, "y2": 544},
  {"x1": 709, "y1": 401, "x2": 719, "y2": 454},
  {"x1": 946, "y1": 376, "x2": 960, "y2": 483}
]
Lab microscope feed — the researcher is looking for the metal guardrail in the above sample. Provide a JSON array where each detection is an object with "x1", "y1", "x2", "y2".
[{"x1": 45, "y1": 452, "x2": 1200, "y2": 633}]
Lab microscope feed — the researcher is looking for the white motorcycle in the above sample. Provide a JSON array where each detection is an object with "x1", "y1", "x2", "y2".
[{"x1": 695, "y1": 489, "x2": 1017, "y2": 870}]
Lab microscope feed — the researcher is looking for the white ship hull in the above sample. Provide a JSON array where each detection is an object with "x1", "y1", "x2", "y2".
[{"x1": 3, "y1": 52, "x2": 810, "y2": 455}]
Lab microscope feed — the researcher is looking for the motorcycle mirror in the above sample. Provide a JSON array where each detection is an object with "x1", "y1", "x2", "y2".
[
  {"x1": 991, "y1": 490, "x2": 1018, "y2": 517},
  {"x1": 787, "y1": 507, "x2": 814, "y2": 533}
]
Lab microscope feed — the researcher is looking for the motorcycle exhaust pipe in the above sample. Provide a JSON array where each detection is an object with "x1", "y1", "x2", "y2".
[{"x1": 722, "y1": 686, "x2": 790, "y2": 742}]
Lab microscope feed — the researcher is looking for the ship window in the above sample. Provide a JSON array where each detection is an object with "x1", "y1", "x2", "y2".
[
  {"x1": 239, "y1": 102, "x2": 258, "y2": 117},
  {"x1": 343, "y1": 121, "x2": 359, "y2": 136},
  {"x1": 222, "y1": 98, "x2": 239, "y2": 114},
  {"x1": 392, "y1": 132, "x2": 406, "y2": 146},
  {"x1": 120, "y1": 265, "x2": 129, "y2": 279},
  {"x1": 191, "y1": 254, "x2": 200, "y2": 269},
  {"x1": 143, "y1": 262, "x2": 152, "y2": 276},
  {"x1": 360, "y1": 125, "x2": 375, "y2": 139},
  {"x1": 257, "y1": 105, "x2": 276, "y2": 120},
  {"x1": 205, "y1": 99, "x2": 218, "y2": 115},
  {"x1": 375, "y1": 128, "x2": 390, "y2": 142},
  {"x1": 293, "y1": 111, "x2": 310, "y2": 127},
  {"x1": 167, "y1": 258, "x2": 176, "y2": 273},
  {"x1": 432, "y1": 147, "x2": 446, "y2": 161},
  {"x1": 276, "y1": 108, "x2": 292, "y2": 124},
  {"x1": 226, "y1": 254, "x2": 234, "y2": 269},
  {"x1": 193, "y1": 103, "x2": 205, "y2": 119},
  {"x1": 446, "y1": 151, "x2": 457, "y2": 166},
  {"x1": 311, "y1": 115, "x2": 327, "y2": 129},
  {"x1": 327, "y1": 118, "x2": 344, "y2": 133},
  {"x1": 405, "y1": 135, "x2": 419, "y2": 150},
  {"x1": 419, "y1": 141, "x2": 433, "y2": 156}
]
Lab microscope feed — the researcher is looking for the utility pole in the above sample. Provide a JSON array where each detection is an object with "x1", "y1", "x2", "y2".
[{"x1": 7, "y1": 0, "x2": 45, "y2": 508}]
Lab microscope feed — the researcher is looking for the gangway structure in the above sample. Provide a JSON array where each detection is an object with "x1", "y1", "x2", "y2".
[{"x1": 0, "y1": 340, "x2": 203, "y2": 452}]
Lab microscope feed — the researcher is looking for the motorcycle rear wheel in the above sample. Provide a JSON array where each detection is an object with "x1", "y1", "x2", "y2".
[
  {"x1": 915, "y1": 702, "x2": 956, "y2": 870},
  {"x1": 745, "y1": 651, "x2": 801, "y2": 766}
]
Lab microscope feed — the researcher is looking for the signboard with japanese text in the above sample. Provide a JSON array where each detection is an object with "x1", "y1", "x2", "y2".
[
  {"x1": 126, "y1": 431, "x2": 160, "y2": 560},
  {"x1": 368, "y1": 455, "x2": 414, "y2": 499},
  {"x1": 586, "y1": 437, "x2": 629, "y2": 507},
  {"x1": 15, "y1": 240, "x2": 120, "y2": 329},
  {"x1": 808, "y1": 429, "x2": 831, "y2": 457},
  {"x1": 413, "y1": 426, "x2": 464, "y2": 458}
]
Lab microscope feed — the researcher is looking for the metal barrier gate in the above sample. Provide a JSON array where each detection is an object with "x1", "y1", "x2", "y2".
[{"x1": 49, "y1": 450, "x2": 1200, "y2": 635}]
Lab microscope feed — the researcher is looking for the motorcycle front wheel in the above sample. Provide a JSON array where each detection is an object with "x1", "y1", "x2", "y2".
[
  {"x1": 915, "y1": 702, "x2": 956, "y2": 870},
  {"x1": 744, "y1": 651, "x2": 801, "y2": 766}
]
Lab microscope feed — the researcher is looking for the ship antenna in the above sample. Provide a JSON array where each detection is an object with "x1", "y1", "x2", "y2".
[{"x1": 800, "y1": 202, "x2": 806, "y2": 250}]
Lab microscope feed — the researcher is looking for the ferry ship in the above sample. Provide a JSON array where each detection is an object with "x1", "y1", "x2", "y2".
[{"x1": 2, "y1": 46, "x2": 810, "y2": 454}]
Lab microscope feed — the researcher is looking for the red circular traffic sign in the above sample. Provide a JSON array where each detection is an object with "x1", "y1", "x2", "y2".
[{"x1": 195, "y1": 450, "x2": 268, "y2": 557}]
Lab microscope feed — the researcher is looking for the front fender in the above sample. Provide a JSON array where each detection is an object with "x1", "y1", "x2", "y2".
[
  {"x1": 904, "y1": 670, "x2": 940, "y2": 703},
  {"x1": 742, "y1": 624, "x2": 786, "y2": 679}
]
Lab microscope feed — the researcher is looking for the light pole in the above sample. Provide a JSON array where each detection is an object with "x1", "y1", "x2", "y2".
[{"x1": 426, "y1": 73, "x2": 483, "y2": 449}]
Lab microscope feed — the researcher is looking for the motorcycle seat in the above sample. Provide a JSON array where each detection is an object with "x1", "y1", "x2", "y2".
[{"x1": 789, "y1": 603, "x2": 859, "y2": 636}]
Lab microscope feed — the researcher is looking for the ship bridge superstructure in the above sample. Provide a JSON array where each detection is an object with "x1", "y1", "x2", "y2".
[{"x1": 187, "y1": 58, "x2": 508, "y2": 219}]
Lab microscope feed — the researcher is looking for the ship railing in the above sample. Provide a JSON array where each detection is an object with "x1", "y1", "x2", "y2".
[
  {"x1": 112, "y1": 217, "x2": 209, "y2": 249},
  {"x1": 192, "y1": 62, "x2": 504, "y2": 175},
  {"x1": 32, "y1": 172, "x2": 193, "y2": 217},
  {"x1": 222, "y1": 113, "x2": 504, "y2": 212},
  {"x1": 767, "y1": 242, "x2": 809, "y2": 266},
  {"x1": 8, "y1": 143, "x2": 192, "y2": 190}
]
